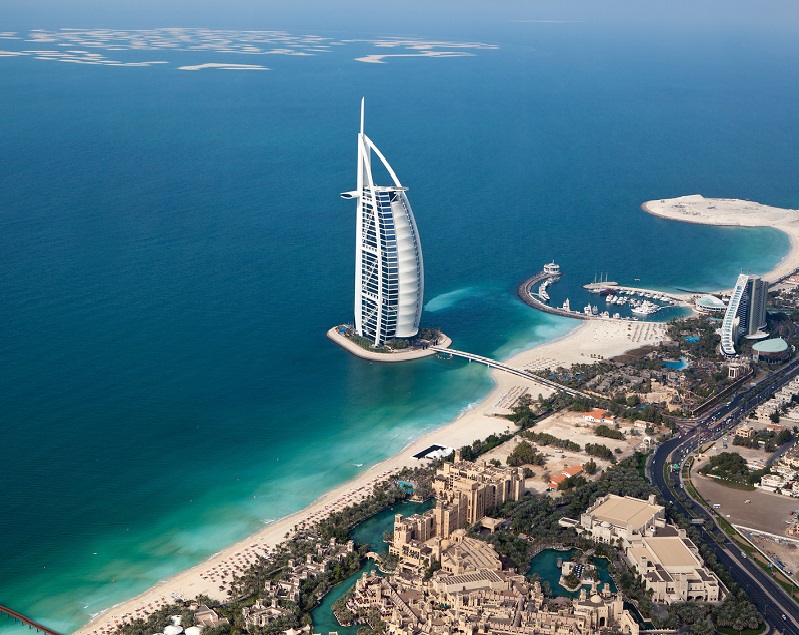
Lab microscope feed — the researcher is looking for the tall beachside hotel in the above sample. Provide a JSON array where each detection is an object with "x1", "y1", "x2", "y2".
[{"x1": 340, "y1": 99, "x2": 424, "y2": 346}]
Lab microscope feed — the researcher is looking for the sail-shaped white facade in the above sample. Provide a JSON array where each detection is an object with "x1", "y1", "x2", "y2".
[{"x1": 341, "y1": 100, "x2": 424, "y2": 346}]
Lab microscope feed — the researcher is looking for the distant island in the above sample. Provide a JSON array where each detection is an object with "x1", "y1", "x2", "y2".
[{"x1": 642, "y1": 194, "x2": 799, "y2": 283}]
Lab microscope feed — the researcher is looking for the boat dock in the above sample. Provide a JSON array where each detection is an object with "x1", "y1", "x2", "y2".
[
  {"x1": 518, "y1": 266, "x2": 689, "y2": 322},
  {"x1": 517, "y1": 266, "x2": 591, "y2": 321}
]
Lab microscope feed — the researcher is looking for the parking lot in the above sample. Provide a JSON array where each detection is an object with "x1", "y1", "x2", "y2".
[{"x1": 690, "y1": 458, "x2": 799, "y2": 535}]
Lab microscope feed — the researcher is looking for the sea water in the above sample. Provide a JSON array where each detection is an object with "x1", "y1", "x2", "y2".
[{"x1": 0, "y1": 20, "x2": 797, "y2": 634}]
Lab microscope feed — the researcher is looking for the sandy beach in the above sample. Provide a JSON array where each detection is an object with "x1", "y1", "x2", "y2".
[
  {"x1": 77, "y1": 195, "x2": 791, "y2": 628},
  {"x1": 643, "y1": 195, "x2": 799, "y2": 283},
  {"x1": 75, "y1": 318, "x2": 665, "y2": 635}
]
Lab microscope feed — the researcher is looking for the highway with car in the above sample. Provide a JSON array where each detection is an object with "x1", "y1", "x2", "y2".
[{"x1": 650, "y1": 357, "x2": 799, "y2": 633}]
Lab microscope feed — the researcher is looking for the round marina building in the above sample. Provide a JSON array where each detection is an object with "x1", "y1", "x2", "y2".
[
  {"x1": 694, "y1": 294, "x2": 726, "y2": 315},
  {"x1": 752, "y1": 337, "x2": 790, "y2": 364}
]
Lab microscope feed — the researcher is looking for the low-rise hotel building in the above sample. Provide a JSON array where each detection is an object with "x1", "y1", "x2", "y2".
[
  {"x1": 578, "y1": 494, "x2": 724, "y2": 603},
  {"x1": 626, "y1": 526, "x2": 722, "y2": 602},
  {"x1": 579, "y1": 494, "x2": 666, "y2": 544},
  {"x1": 348, "y1": 562, "x2": 640, "y2": 635}
]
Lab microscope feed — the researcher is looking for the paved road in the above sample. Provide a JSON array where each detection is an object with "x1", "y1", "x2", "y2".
[
  {"x1": 650, "y1": 358, "x2": 799, "y2": 634},
  {"x1": 653, "y1": 433, "x2": 799, "y2": 632}
]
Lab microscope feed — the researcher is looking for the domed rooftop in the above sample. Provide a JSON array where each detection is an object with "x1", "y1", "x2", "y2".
[
  {"x1": 753, "y1": 337, "x2": 789, "y2": 353},
  {"x1": 695, "y1": 294, "x2": 726, "y2": 310}
]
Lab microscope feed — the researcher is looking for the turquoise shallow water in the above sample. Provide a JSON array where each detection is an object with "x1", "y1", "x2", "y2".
[
  {"x1": 526, "y1": 549, "x2": 616, "y2": 598},
  {"x1": 0, "y1": 18, "x2": 797, "y2": 635},
  {"x1": 310, "y1": 499, "x2": 434, "y2": 635}
]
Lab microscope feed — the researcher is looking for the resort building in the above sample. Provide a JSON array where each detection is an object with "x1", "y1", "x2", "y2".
[
  {"x1": 391, "y1": 451, "x2": 524, "y2": 569},
  {"x1": 347, "y1": 561, "x2": 640, "y2": 635},
  {"x1": 720, "y1": 273, "x2": 768, "y2": 357},
  {"x1": 752, "y1": 337, "x2": 791, "y2": 364},
  {"x1": 340, "y1": 99, "x2": 424, "y2": 346},
  {"x1": 694, "y1": 294, "x2": 727, "y2": 315},
  {"x1": 242, "y1": 599, "x2": 293, "y2": 628},
  {"x1": 579, "y1": 494, "x2": 666, "y2": 544},
  {"x1": 578, "y1": 495, "x2": 724, "y2": 603},
  {"x1": 194, "y1": 606, "x2": 229, "y2": 629},
  {"x1": 626, "y1": 527, "x2": 723, "y2": 602}
]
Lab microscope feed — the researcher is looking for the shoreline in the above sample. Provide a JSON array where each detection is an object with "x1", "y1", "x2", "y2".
[
  {"x1": 74, "y1": 317, "x2": 666, "y2": 635},
  {"x1": 642, "y1": 195, "x2": 799, "y2": 284}
]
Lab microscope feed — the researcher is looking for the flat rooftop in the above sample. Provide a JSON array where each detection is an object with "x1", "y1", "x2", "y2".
[
  {"x1": 590, "y1": 495, "x2": 663, "y2": 529},
  {"x1": 644, "y1": 536, "x2": 700, "y2": 568}
]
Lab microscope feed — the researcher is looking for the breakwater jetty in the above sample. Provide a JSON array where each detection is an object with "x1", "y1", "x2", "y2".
[
  {"x1": 518, "y1": 265, "x2": 689, "y2": 321},
  {"x1": 517, "y1": 269, "x2": 591, "y2": 321}
]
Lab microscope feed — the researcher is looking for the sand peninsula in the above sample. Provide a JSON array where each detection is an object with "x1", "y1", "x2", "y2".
[{"x1": 643, "y1": 195, "x2": 799, "y2": 282}]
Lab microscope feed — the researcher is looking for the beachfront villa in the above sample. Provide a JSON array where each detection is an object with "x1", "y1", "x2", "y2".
[
  {"x1": 340, "y1": 99, "x2": 424, "y2": 346},
  {"x1": 577, "y1": 495, "x2": 724, "y2": 603},
  {"x1": 391, "y1": 451, "x2": 525, "y2": 571}
]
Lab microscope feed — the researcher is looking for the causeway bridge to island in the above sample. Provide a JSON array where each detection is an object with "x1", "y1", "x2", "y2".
[
  {"x1": 430, "y1": 346, "x2": 590, "y2": 399},
  {"x1": 0, "y1": 605, "x2": 62, "y2": 635}
]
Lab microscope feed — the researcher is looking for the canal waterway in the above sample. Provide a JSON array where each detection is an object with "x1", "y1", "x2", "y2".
[
  {"x1": 526, "y1": 548, "x2": 616, "y2": 598},
  {"x1": 311, "y1": 499, "x2": 434, "y2": 634}
]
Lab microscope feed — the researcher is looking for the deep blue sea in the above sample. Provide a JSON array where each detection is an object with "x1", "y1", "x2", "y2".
[{"x1": 1, "y1": 20, "x2": 798, "y2": 634}]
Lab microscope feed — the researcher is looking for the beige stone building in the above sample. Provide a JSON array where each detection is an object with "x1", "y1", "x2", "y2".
[
  {"x1": 391, "y1": 451, "x2": 524, "y2": 569},
  {"x1": 579, "y1": 494, "x2": 724, "y2": 603},
  {"x1": 735, "y1": 425, "x2": 756, "y2": 439},
  {"x1": 579, "y1": 494, "x2": 666, "y2": 544},
  {"x1": 626, "y1": 527, "x2": 723, "y2": 602},
  {"x1": 349, "y1": 564, "x2": 639, "y2": 635},
  {"x1": 434, "y1": 450, "x2": 525, "y2": 524},
  {"x1": 242, "y1": 599, "x2": 292, "y2": 628}
]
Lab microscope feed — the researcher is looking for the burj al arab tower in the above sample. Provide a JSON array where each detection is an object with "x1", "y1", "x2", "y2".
[{"x1": 341, "y1": 100, "x2": 424, "y2": 346}]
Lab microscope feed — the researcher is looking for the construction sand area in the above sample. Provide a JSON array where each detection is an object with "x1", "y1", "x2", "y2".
[
  {"x1": 691, "y1": 458, "x2": 799, "y2": 535},
  {"x1": 479, "y1": 409, "x2": 651, "y2": 494}
]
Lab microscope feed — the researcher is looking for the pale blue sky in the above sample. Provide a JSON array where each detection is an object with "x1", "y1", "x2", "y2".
[{"x1": 5, "y1": 0, "x2": 799, "y2": 35}]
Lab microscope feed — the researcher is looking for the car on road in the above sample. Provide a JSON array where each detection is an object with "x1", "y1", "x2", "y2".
[{"x1": 783, "y1": 614, "x2": 787, "y2": 621}]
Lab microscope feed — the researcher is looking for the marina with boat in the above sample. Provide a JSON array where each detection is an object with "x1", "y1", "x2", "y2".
[{"x1": 517, "y1": 262, "x2": 689, "y2": 322}]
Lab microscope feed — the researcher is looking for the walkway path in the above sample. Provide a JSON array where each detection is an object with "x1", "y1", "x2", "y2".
[
  {"x1": 431, "y1": 346, "x2": 590, "y2": 398},
  {"x1": 0, "y1": 605, "x2": 62, "y2": 635}
]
